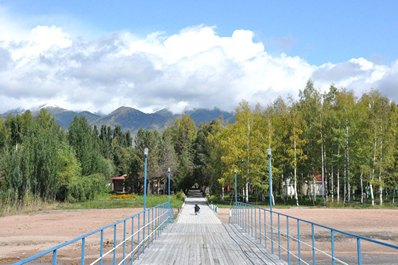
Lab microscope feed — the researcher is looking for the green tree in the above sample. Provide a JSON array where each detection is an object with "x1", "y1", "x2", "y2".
[
  {"x1": 68, "y1": 116, "x2": 102, "y2": 176},
  {"x1": 169, "y1": 115, "x2": 196, "y2": 191}
]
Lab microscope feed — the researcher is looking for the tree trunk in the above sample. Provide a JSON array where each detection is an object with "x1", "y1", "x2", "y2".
[
  {"x1": 337, "y1": 146, "x2": 340, "y2": 203},
  {"x1": 343, "y1": 152, "x2": 347, "y2": 205},
  {"x1": 312, "y1": 175, "x2": 316, "y2": 203},
  {"x1": 343, "y1": 174, "x2": 346, "y2": 204},
  {"x1": 346, "y1": 125, "x2": 350, "y2": 204},
  {"x1": 324, "y1": 148, "x2": 328, "y2": 201},
  {"x1": 371, "y1": 136, "x2": 377, "y2": 206},
  {"x1": 379, "y1": 138, "x2": 383, "y2": 206},
  {"x1": 293, "y1": 137, "x2": 299, "y2": 206},
  {"x1": 360, "y1": 172, "x2": 364, "y2": 204},
  {"x1": 321, "y1": 132, "x2": 325, "y2": 204},
  {"x1": 246, "y1": 118, "x2": 250, "y2": 203},
  {"x1": 331, "y1": 165, "x2": 334, "y2": 203},
  {"x1": 370, "y1": 183, "x2": 374, "y2": 206},
  {"x1": 245, "y1": 182, "x2": 249, "y2": 202}
]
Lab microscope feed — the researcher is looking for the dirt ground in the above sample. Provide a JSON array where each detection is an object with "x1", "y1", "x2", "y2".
[
  {"x1": 0, "y1": 208, "x2": 142, "y2": 264},
  {"x1": 218, "y1": 208, "x2": 398, "y2": 264},
  {"x1": 0, "y1": 207, "x2": 397, "y2": 264}
]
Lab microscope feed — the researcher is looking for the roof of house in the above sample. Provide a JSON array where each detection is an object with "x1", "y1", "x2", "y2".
[{"x1": 111, "y1": 174, "x2": 127, "y2": 181}]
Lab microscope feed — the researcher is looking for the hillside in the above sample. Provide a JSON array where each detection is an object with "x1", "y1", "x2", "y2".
[{"x1": 1, "y1": 106, "x2": 234, "y2": 131}]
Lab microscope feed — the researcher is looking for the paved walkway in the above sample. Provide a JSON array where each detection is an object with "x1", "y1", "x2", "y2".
[{"x1": 135, "y1": 190, "x2": 285, "y2": 265}]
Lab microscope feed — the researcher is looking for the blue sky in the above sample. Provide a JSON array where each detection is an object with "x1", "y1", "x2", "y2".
[
  {"x1": 0, "y1": 1, "x2": 397, "y2": 113},
  {"x1": 5, "y1": 0, "x2": 397, "y2": 64}
]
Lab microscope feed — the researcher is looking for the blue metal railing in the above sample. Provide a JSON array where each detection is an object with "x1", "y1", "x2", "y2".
[
  {"x1": 230, "y1": 202, "x2": 398, "y2": 265},
  {"x1": 209, "y1": 204, "x2": 218, "y2": 213},
  {"x1": 15, "y1": 202, "x2": 173, "y2": 265}
]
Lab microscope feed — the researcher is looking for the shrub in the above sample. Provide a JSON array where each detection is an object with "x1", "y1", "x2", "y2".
[
  {"x1": 67, "y1": 173, "x2": 106, "y2": 202},
  {"x1": 176, "y1": 190, "x2": 186, "y2": 202}
]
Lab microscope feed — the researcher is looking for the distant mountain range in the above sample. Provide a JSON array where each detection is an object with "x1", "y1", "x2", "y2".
[{"x1": 1, "y1": 106, "x2": 234, "y2": 132}]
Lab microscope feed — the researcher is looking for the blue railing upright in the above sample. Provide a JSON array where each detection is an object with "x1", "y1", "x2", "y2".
[
  {"x1": 230, "y1": 202, "x2": 398, "y2": 265},
  {"x1": 15, "y1": 202, "x2": 173, "y2": 265}
]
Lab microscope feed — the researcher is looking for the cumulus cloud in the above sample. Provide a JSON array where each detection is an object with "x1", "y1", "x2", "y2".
[
  {"x1": 0, "y1": 18, "x2": 397, "y2": 114},
  {"x1": 312, "y1": 58, "x2": 390, "y2": 96}
]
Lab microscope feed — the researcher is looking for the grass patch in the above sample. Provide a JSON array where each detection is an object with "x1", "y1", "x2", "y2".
[
  {"x1": 58, "y1": 194, "x2": 184, "y2": 210},
  {"x1": 0, "y1": 194, "x2": 60, "y2": 217},
  {"x1": 0, "y1": 200, "x2": 59, "y2": 217}
]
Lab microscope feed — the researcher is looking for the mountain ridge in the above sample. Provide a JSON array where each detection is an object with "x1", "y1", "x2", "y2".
[{"x1": 1, "y1": 106, "x2": 234, "y2": 131}]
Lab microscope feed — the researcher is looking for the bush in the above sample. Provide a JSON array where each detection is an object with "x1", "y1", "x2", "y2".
[
  {"x1": 176, "y1": 190, "x2": 186, "y2": 202},
  {"x1": 67, "y1": 173, "x2": 106, "y2": 202}
]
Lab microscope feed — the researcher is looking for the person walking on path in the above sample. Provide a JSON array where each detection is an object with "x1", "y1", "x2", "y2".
[{"x1": 194, "y1": 204, "x2": 200, "y2": 215}]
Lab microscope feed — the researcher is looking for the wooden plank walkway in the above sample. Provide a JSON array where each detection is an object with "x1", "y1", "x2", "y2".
[{"x1": 135, "y1": 191, "x2": 286, "y2": 265}]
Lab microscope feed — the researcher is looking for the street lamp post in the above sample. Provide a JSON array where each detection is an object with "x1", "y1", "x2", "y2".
[
  {"x1": 143, "y1": 148, "x2": 148, "y2": 210},
  {"x1": 268, "y1": 147, "x2": 273, "y2": 212},
  {"x1": 168, "y1": 167, "x2": 171, "y2": 205},
  {"x1": 234, "y1": 168, "x2": 238, "y2": 205}
]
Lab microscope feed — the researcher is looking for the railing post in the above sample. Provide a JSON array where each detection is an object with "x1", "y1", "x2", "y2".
[
  {"x1": 138, "y1": 213, "x2": 141, "y2": 257},
  {"x1": 264, "y1": 209, "x2": 267, "y2": 250},
  {"x1": 142, "y1": 212, "x2": 145, "y2": 254},
  {"x1": 244, "y1": 206, "x2": 249, "y2": 233},
  {"x1": 250, "y1": 207, "x2": 254, "y2": 237},
  {"x1": 271, "y1": 210, "x2": 274, "y2": 254},
  {"x1": 259, "y1": 208, "x2": 262, "y2": 244},
  {"x1": 113, "y1": 224, "x2": 117, "y2": 265},
  {"x1": 151, "y1": 207, "x2": 154, "y2": 244},
  {"x1": 235, "y1": 204, "x2": 237, "y2": 226},
  {"x1": 357, "y1": 238, "x2": 362, "y2": 265},
  {"x1": 155, "y1": 207, "x2": 158, "y2": 238},
  {"x1": 81, "y1": 237, "x2": 85, "y2": 265},
  {"x1": 240, "y1": 204, "x2": 242, "y2": 228},
  {"x1": 147, "y1": 209, "x2": 150, "y2": 249},
  {"x1": 52, "y1": 249, "x2": 57, "y2": 265},
  {"x1": 123, "y1": 220, "x2": 126, "y2": 264},
  {"x1": 249, "y1": 207, "x2": 252, "y2": 236},
  {"x1": 312, "y1": 223, "x2": 316, "y2": 265},
  {"x1": 254, "y1": 206, "x2": 257, "y2": 240},
  {"x1": 278, "y1": 213, "x2": 281, "y2": 258},
  {"x1": 331, "y1": 229, "x2": 335, "y2": 265},
  {"x1": 235, "y1": 205, "x2": 238, "y2": 224},
  {"x1": 148, "y1": 209, "x2": 150, "y2": 247},
  {"x1": 100, "y1": 229, "x2": 104, "y2": 265},
  {"x1": 240, "y1": 204, "x2": 242, "y2": 227},
  {"x1": 131, "y1": 217, "x2": 134, "y2": 265},
  {"x1": 170, "y1": 202, "x2": 174, "y2": 223},
  {"x1": 287, "y1": 216, "x2": 290, "y2": 265},
  {"x1": 297, "y1": 220, "x2": 301, "y2": 265}
]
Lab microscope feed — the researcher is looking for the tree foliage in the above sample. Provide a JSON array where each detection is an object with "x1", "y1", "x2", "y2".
[{"x1": 1, "y1": 83, "x2": 398, "y2": 209}]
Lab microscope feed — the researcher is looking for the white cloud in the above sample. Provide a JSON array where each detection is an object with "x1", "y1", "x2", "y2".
[
  {"x1": 312, "y1": 58, "x2": 390, "y2": 97},
  {"x1": 0, "y1": 15, "x2": 397, "y2": 114}
]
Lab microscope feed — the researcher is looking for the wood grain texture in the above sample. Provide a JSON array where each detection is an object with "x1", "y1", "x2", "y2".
[{"x1": 135, "y1": 193, "x2": 285, "y2": 265}]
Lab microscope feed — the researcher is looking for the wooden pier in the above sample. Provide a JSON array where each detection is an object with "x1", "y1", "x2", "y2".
[{"x1": 135, "y1": 191, "x2": 285, "y2": 265}]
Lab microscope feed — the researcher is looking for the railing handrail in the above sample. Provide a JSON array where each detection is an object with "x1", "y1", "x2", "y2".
[
  {"x1": 15, "y1": 201, "x2": 173, "y2": 265},
  {"x1": 232, "y1": 201, "x2": 398, "y2": 250}
]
